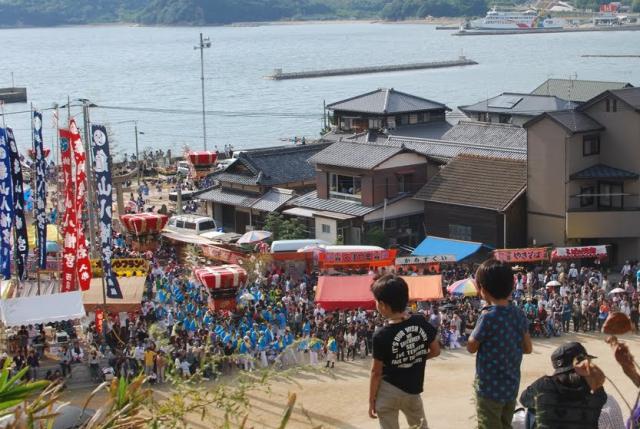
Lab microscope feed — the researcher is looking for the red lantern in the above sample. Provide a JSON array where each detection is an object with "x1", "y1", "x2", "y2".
[
  {"x1": 187, "y1": 151, "x2": 218, "y2": 166},
  {"x1": 194, "y1": 264, "x2": 247, "y2": 290},
  {"x1": 120, "y1": 213, "x2": 168, "y2": 236}
]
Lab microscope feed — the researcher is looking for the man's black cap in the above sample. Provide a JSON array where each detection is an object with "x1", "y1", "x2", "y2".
[{"x1": 551, "y1": 342, "x2": 596, "y2": 374}]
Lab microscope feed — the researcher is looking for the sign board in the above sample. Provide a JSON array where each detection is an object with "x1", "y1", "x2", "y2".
[
  {"x1": 395, "y1": 255, "x2": 456, "y2": 265},
  {"x1": 319, "y1": 249, "x2": 397, "y2": 267},
  {"x1": 493, "y1": 248, "x2": 548, "y2": 263},
  {"x1": 201, "y1": 245, "x2": 244, "y2": 265},
  {"x1": 552, "y1": 245, "x2": 607, "y2": 260}
]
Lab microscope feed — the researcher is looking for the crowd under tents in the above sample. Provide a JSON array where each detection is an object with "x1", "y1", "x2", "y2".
[
  {"x1": 412, "y1": 235, "x2": 493, "y2": 262},
  {"x1": 314, "y1": 275, "x2": 443, "y2": 311}
]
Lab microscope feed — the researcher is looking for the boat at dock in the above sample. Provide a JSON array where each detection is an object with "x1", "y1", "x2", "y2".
[
  {"x1": 265, "y1": 57, "x2": 478, "y2": 80},
  {"x1": 0, "y1": 87, "x2": 27, "y2": 104},
  {"x1": 469, "y1": 8, "x2": 566, "y2": 30}
]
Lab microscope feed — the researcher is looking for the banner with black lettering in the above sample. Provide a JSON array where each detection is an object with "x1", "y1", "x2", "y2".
[
  {"x1": 6, "y1": 128, "x2": 29, "y2": 280},
  {"x1": 0, "y1": 128, "x2": 13, "y2": 279},
  {"x1": 33, "y1": 111, "x2": 47, "y2": 269},
  {"x1": 91, "y1": 125, "x2": 122, "y2": 299}
]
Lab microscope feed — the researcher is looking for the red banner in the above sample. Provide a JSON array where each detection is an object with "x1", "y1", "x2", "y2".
[
  {"x1": 493, "y1": 247, "x2": 549, "y2": 263},
  {"x1": 201, "y1": 245, "x2": 244, "y2": 264},
  {"x1": 69, "y1": 121, "x2": 92, "y2": 291},
  {"x1": 319, "y1": 249, "x2": 397, "y2": 267},
  {"x1": 551, "y1": 245, "x2": 607, "y2": 260},
  {"x1": 59, "y1": 128, "x2": 76, "y2": 292}
]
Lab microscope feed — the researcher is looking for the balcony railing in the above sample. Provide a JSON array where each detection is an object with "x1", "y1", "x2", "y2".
[{"x1": 568, "y1": 193, "x2": 640, "y2": 212}]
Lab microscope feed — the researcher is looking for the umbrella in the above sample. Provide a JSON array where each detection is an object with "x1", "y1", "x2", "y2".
[
  {"x1": 237, "y1": 230, "x2": 272, "y2": 244},
  {"x1": 239, "y1": 292, "x2": 255, "y2": 301},
  {"x1": 546, "y1": 280, "x2": 562, "y2": 287},
  {"x1": 609, "y1": 287, "x2": 626, "y2": 294},
  {"x1": 447, "y1": 278, "x2": 478, "y2": 296}
]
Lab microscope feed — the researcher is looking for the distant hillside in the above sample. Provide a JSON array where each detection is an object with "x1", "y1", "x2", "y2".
[{"x1": 0, "y1": 0, "x2": 497, "y2": 27}]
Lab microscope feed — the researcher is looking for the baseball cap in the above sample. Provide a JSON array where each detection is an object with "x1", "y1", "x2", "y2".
[{"x1": 551, "y1": 342, "x2": 596, "y2": 374}]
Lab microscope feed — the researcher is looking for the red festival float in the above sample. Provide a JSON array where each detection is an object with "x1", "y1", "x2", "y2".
[
  {"x1": 120, "y1": 213, "x2": 168, "y2": 252},
  {"x1": 194, "y1": 264, "x2": 247, "y2": 311},
  {"x1": 187, "y1": 151, "x2": 218, "y2": 179}
]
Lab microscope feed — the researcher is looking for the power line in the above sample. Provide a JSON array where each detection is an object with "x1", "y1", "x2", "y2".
[{"x1": 95, "y1": 104, "x2": 322, "y2": 119}]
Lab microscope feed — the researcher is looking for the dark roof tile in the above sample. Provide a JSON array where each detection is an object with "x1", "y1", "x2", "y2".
[
  {"x1": 531, "y1": 78, "x2": 633, "y2": 102},
  {"x1": 327, "y1": 88, "x2": 449, "y2": 115},
  {"x1": 570, "y1": 164, "x2": 639, "y2": 180}
]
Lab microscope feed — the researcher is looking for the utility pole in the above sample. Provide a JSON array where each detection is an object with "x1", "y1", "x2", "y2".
[
  {"x1": 134, "y1": 122, "x2": 141, "y2": 186},
  {"x1": 194, "y1": 33, "x2": 211, "y2": 151}
]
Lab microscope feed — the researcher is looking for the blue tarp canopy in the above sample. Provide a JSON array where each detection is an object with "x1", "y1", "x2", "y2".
[{"x1": 412, "y1": 236, "x2": 492, "y2": 261}]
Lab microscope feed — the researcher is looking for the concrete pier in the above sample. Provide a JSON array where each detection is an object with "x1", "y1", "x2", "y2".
[
  {"x1": 0, "y1": 87, "x2": 27, "y2": 103},
  {"x1": 265, "y1": 57, "x2": 478, "y2": 80}
]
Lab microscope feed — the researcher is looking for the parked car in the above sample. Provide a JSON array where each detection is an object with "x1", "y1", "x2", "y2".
[
  {"x1": 176, "y1": 160, "x2": 190, "y2": 176},
  {"x1": 165, "y1": 214, "x2": 218, "y2": 235}
]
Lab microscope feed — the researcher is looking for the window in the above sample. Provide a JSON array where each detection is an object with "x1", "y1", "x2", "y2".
[
  {"x1": 583, "y1": 134, "x2": 600, "y2": 156},
  {"x1": 449, "y1": 224, "x2": 472, "y2": 241},
  {"x1": 613, "y1": 99, "x2": 618, "y2": 112},
  {"x1": 184, "y1": 222, "x2": 197, "y2": 230},
  {"x1": 398, "y1": 174, "x2": 412, "y2": 193},
  {"x1": 197, "y1": 220, "x2": 216, "y2": 232},
  {"x1": 580, "y1": 186, "x2": 595, "y2": 207},
  {"x1": 175, "y1": 220, "x2": 185, "y2": 228},
  {"x1": 321, "y1": 224, "x2": 331, "y2": 234},
  {"x1": 598, "y1": 182, "x2": 623, "y2": 209},
  {"x1": 409, "y1": 114, "x2": 418, "y2": 125},
  {"x1": 498, "y1": 114, "x2": 511, "y2": 124},
  {"x1": 330, "y1": 173, "x2": 362, "y2": 201},
  {"x1": 606, "y1": 98, "x2": 610, "y2": 112},
  {"x1": 368, "y1": 118, "x2": 382, "y2": 129}
]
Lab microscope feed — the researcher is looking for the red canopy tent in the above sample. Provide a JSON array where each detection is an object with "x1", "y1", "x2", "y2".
[
  {"x1": 315, "y1": 275, "x2": 376, "y2": 311},
  {"x1": 402, "y1": 275, "x2": 443, "y2": 302}
]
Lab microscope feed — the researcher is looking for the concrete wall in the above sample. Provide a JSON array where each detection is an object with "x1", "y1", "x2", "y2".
[{"x1": 526, "y1": 119, "x2": 567, "y2": 246}]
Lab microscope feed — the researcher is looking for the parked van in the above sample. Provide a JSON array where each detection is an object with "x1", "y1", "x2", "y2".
[
  {"x1": 166, "y1": 214, "x2": 218, "y2": 235},
  {"x1": 270, "y1": 239, "x2": 330, "y2": 253}
]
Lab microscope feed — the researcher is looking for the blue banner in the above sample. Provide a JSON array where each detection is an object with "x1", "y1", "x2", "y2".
[
  {"x1": 0, "y1": 129, "x2": 13, "y2": 279},
  {"x1": 91, "y1": 125, "x2": 122, "y2": 299},
  {"x1": 33, "y1": 111, "x2": 47, "y2": 269},
  {"x1": 6, "y1": 129, "x2": 29, "y2": 280}
]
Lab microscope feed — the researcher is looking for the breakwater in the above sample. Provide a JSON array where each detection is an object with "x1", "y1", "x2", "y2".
[{"x1": 265, "y1": 57, "x2": 478, "y2": 80}]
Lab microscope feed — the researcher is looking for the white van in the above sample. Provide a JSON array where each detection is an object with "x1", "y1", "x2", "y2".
[
  {"x1": 166, "y1": 214, "x2": 218, "y2": 235},
  {"x1": 270, "y1": 239, "x2": 330, "y2": 253}
]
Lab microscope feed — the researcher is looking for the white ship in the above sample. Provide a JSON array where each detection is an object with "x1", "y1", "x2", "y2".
[{"x1": 469, "y1": 9, "x2": 566, "y2": 30}]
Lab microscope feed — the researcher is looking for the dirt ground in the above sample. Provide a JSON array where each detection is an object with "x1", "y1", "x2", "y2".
[{"x1": 62, "y1": 332, "x2": 640, "y2": 428}]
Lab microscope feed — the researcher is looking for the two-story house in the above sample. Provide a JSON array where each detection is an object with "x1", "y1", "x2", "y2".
[
  {"x1": 459, "y1": 92, "x2": 577, "y2": 126},
  {"x1": 524, "y1": 87, "x2": 640, "y2": 263},
  {"x1": 530, "y1": 78, "x2": 633, "y2": 103},
  {"x1": 199, "y1": 143, "x2": 329, "y2": 233},
  {"x1": 287, "y1": 142, "x2": 441, "y2": 246}
]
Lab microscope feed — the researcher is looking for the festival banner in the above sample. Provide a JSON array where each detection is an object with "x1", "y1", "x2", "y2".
[
  {"x1": 493, "y1": 247, "x2": 549, "y2": 263},
  {"x1": 395, "y1": 255, "x2": 456, "y2": 265},
  {"x1": 0, "y1": 129, "x2": 13, "y2": 279},
  {"x1": 33, "y1": 111, "x2": 47, "y2": 269},
  {"x1": 59, "y1": 127, "x2": 76, "y2": 292},
  {"x1": 6, "y1": 128, "x2": 29, "y2": 280},
  {"x1": 201, "y1": 244, "x2": 244, "y2": 264},
  {"x1": 91, "y1": 125, "x2": 122, "y2": 299},
  {"x1": 318, "y1": 249, "x2": 397, "y2": 267},
  {"x1": 68, "y1": 120, "x2": 92, "y2": 291},
  {"x1": 551, "y1": 245, "x2": 608, "y2": 260}
]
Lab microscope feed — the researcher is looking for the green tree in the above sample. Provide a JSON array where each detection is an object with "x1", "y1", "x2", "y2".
[
  {"x1": 364, "y1": 226, "x2": 387, "y2": 247},
  {"x1": 263, "y1": 212, "x2": 307, "y2": 240}
]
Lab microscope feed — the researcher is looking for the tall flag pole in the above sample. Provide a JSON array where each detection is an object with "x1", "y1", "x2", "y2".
[
  {"x1": 5, "y1": 128, "x2": 29, "y2": 280},
  {"x1": 33, "y1": 111, "x2": 47, "y2": 269},
  {"x1": 0, "y1": 128, "x2": 13, "y2": 279},
  {"x1": 91, "y1": 125, "x2": 122, "y2": 299}
]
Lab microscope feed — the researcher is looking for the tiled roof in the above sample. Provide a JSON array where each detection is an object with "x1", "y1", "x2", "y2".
[
  {"x1": 611, "y1": 87, "x2": 640, "y2": 110},
  {"x1": 414, "y1": 155, "x2": 527, "y2": 211},
  {"x1": 441, "y1": 121, "x2": 526, "y2": 150},
  {"x1": 459, "y1": 93, "x2": 577, "y2": 117},
  {"x1": 198, "y1": 187, "x2": 258, "y2": 207},
  {"x1": 531, "y1": 78, "x2": 633, "y2": 103},
  {"x1": 387, "y1": 121, "x2": 453, "y2": 139},
  {"x1": 384, "y1": 136, "x2": 527, "y2": 162},
  {"x1": 524, "y1": 110, "x2": 604, "y2": 134},
  {"x1": 326, "y1": 88, "x2": 449, "y2": 115},
  {"x1": 250, "y1": 188, "x2": 296, "y2": 212},
  {"x1": 570, "y1": 164, "x2": 639, "y2": 180},
  {"x1": 309, "y1": 142, "x2": 406, "y2": 169},
  {"x1": 213, "y1": 143, "x2": 330, "y2": 186},
  {"x1": 291, "y1": 191, "x2": 378, "y2": 217}
]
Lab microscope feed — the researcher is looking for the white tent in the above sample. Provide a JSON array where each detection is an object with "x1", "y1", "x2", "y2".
[{"x1": 0, "y1": 291, "x2": 85, "y2": 327}]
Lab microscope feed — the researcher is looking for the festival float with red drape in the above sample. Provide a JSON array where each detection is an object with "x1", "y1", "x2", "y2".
[
  {"x1": 119, "y1": 213, "x2": 168, "y2": 252},
  {"x1": 194, "y1": 264, "x2": 247, "y2": 311}
]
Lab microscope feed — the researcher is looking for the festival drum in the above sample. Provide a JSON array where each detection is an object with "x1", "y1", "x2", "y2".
[
  {"x1": 208, "y1": 288, "x2": 238, "y2": 311},
  {"x1": 187, "y1": 151, "x2": 218, "y2": 167},
  {"x1": 194, "y1": 265, "x2": 247, "y2": 289}
]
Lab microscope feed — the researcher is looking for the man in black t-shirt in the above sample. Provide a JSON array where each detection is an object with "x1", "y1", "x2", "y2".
[{"x1": 369, "y1": 275, "x2": 440, "y2": 429}]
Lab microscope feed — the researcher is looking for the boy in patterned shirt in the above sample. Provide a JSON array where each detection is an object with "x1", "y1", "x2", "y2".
[{"x1": 467, "y1": 259, "x2": 532, "y2": 429}]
